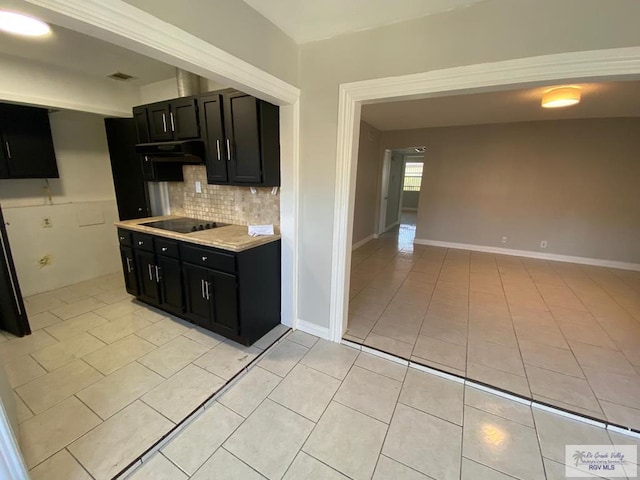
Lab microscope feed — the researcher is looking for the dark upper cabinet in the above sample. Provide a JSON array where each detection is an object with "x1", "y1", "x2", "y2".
[
  {"x1": 200, "y1": 91, "x2": 280, "y2": 187},
  {"x1": 171, "y1": 97, "x2": 199, "y2": 139},
  {"x1": 144, "y1": 98, "x2": 199, "y2": 142},
  {"x1": 0, "y1": 103, "x2": 58, "y2": 179},
  {"x1": 133, "y1": 106, "x2": 150, "y2": 144},
  {"x1": 140, "y1": 155, "x2": 184, "y2": 182},
  {"x1": 199, "y1": 93, "x2": 228, "y2": 183}
]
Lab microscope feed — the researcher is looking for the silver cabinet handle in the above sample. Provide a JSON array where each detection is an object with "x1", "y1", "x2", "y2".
[
  {"x1": 119, "y1": 236, "x2": 125, "y2": 241},
  {"x1": 126, "y1": 258, "x2": 133, "y2": 273},
  {"x1": 155, "y1": 265, "x2": 161, "y2": 282},
  {"x1": 226, "y1": 139, "x2": 231, "y2": 161},
  {"x1": 138, "y1": 241, "x2": 144, "y2": 246},
  {"x1": 144, "y1": 155, "x2": 149, "y2": 163},
  {"x1": 138, "y1": 207, "x2": 143, "y2": 212},
  {"x1": 161, "y1": 247, "x2": 168, "y2": 252},
  {"x1": 216, "y1": 140, "x2": 221, "y2": 160},
  {"x1": 169, "y1": 112, "x2": 175, "y2": 132},
  {"x1": 202, "y1": 256, "x2": 207, "y2": 261},
  {"x1": 205, "y1": 281, "x2": 211, "y2": 300},
  {"x1": 201, "y1": 279, "x2": 205, "y2": 299},
  {"x1": 4, "y1": 141, "x2": 10, "y2": 159},
  {"x1": 148, "y1": 264, "x2": 153, "y2": 280},
  {"x1": 162, "y1": 113, "x2": 167, "y2": 132}
]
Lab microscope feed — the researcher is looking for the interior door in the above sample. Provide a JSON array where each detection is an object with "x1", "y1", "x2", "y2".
[
  {"x1": 385, "y1": 152, "x2": 404, "y2": 229},
  {"x1": 104, "y1": 118, "x2": 150, "y2": 220}
]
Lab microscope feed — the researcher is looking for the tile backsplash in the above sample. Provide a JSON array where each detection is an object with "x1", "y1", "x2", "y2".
[{"x1": 167, "y1": 166, "x2": 280, "y2": 226}]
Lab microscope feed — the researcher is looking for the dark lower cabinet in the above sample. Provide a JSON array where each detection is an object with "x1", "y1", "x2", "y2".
[
  {"x1": 183, "y1": 263, "x2": 238, "y2": 337},
  {"x1": 135, "y1": 250, "x2": 159, "y2": 304},
  {"x1": 117, "y1": 227, "x2": 280, "y2": 346},
  {"x1": 157, "y1": 255, "x2": 183, "y2": 315},
  {"x1": 120, "y1": 246, "x2": 139, "y2": 296}
]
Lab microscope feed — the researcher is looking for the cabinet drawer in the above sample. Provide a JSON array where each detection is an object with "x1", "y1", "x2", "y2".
[
  {"x1": 156, "y1": 238, "x2": 179, "y2": 258},
  {"x1": 132, "y1": 232, "x2": 154, "y2": 252},
  {"x1": 180, "y1": 244, "x2": 235, "y2": 274},
  {"x1": 117, "y1": 229, "x2": 132, "y2": 247}
]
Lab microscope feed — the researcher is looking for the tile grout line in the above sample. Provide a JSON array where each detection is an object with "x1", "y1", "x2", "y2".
[
  {"x1": 337, "y1": 336, "x2": 640, "y2": 439},
  {"x1": 114, "y1": 327, "x2": 292, "y2": 480}
]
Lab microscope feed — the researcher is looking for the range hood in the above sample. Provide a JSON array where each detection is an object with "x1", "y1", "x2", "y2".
[{"x1": 135, "y1": 140, "x2": 204, "y2": 163}]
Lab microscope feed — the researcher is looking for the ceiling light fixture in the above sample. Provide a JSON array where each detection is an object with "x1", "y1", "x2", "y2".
[
  {"x1": 0, "y1": 11, "x2": 51, "y2": 37},
  {"x1": 541, "y1": 86, "x2": 581, "y2": 108}
]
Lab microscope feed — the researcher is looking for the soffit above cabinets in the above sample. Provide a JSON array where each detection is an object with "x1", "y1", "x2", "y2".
[
  {"x1": 361, "y1": 80, "x2": 640, "y2": 131},
  {"x1": 242, "y1": 0, "x2": 485, "y2": 44}
]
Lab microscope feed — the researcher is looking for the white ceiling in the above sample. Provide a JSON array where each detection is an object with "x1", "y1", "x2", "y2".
[
  {"x1": 0, "y1": 20, "x2": 175, "y2": 86},
  {"x1": 242, "y1": 0, "x2": 484, "y2": 44},
  {"x1": 361, "y1": 81, "x2": 640, "y2": 131}
]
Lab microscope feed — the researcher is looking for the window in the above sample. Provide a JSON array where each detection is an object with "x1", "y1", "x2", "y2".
[{"x1": 403, "y1": 162, "x2": 423, "y2": 191}]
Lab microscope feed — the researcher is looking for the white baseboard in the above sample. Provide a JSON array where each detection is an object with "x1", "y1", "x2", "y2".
[
  {"x1": 413, "y1": 238, "x2": 640, "y2": 271},
  {"x1": 295, "y1": 319, "x2": 330, "y2": 340},
  {"x1": 352, "y1": 234, "x2": 374, "y2": 250}
]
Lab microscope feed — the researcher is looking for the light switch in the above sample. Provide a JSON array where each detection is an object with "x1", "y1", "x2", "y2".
[{"x1": 195, "y1": 181, "x2": 202, "y2": 193}]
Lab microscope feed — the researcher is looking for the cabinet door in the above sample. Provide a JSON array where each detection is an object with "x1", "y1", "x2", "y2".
[
  {"x1": 183, "y1": 263, "x2": 212, "y2": 326},
  {"x1": 120, "y1": 246, "x2": 139, "y2": 296},
  {"x1": 210, "y1": 270, "x2": 239, "y2": 336},
  {"x1": 147, "y1": 102, "x2": 173, "y2": 141},
  {"x1": 135, "y1": 250, "x2": 160, "y2": 305},
  {"x1": 0, "y1": 105, "x2": 58, "y2": 178},
  {"x1": 199, "y1": 94, "x2": 228, "y2": 183},
  {"x1": 170, "y1": 98, "x2": 199, "y2": 140},
  {"x1": 140, "y1": 155, "x2": 155, "y2": 181},
  {"x1": 132, "y1": 106, "x2": 150, "y2": 143},
  {"x1": 224, "y1": 93, "x2": 262, "y2": 184},
  {"x1": 157, "y1": 256, "x2": 183, "y2": 315},
  {"x1": 105, "y1": 118, "x2": 150, "y2": 220}
]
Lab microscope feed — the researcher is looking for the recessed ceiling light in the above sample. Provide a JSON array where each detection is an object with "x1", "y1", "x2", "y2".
[
  {"x1": 541, "y1": 86, "x2": 581, "y2": 108},
  {"x1": 0, "y1": 11, "x2": 51, "y2": 37}
]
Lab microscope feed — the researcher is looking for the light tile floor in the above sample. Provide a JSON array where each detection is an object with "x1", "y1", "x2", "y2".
[
  {"x1": 346, "y1": 212, "x2": 640, "y2": 430},
  {"x1": 0, "y1": 272, "x2": 288, "y2": 479},
  {"x1": 125, "y1": 334, "x2": 640, "y2": 480}
]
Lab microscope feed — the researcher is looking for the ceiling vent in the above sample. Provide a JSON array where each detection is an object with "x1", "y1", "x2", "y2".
[{"x1": 107, "y1": 72, "x2": 136, "y2": 81}]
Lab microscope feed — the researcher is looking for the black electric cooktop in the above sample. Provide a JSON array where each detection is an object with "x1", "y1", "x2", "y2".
[{"x1": 142, "y1": 217, "x2": 229, "y2": 233}]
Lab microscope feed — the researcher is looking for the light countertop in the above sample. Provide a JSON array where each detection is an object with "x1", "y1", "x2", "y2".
[{"x1": 115, "y1": 216, "x2": 280, "y2": 252}]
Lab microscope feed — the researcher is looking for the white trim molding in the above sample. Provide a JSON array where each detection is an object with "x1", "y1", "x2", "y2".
[
  {"x1": 296, "y1": 319, "x2": 330, "y2": 341},
  {"x1": 414, "y1": 238, "x2": 640, "y2": 271},
  {"x1": 352, "y1": 234, "x2": 374, "y2": 251},
  {"x1": 330, "y1": 46, "x2": 640, "y2": 342}
]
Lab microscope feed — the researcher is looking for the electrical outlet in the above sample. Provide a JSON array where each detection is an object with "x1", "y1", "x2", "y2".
[
  {"x1": 501, "y1": 236, "x2": 507, "y2": 244},
  {"x1": 540, "y1": 240, "x2": 548, "y2": 249},
  {"x1": 195, "y1": 181, "x2": 202, "y2": 193},
  {"x1": 42, "y1": 217, "x2": 52, "y2": 228}
]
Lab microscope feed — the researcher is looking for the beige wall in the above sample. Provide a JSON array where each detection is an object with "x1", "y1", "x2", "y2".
[
  {"x1": 0, "y1": 111, "x2": 120, "y2": 296},
  {"x1": 382, "y1": 118, "x2": 640, "y2": 264},
  {"x1": 352, "y1": 121, "x2": 381, "y2": 245},
  {"x1": 296, "y1": 0, "x2": 640, "y2": 328}
]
